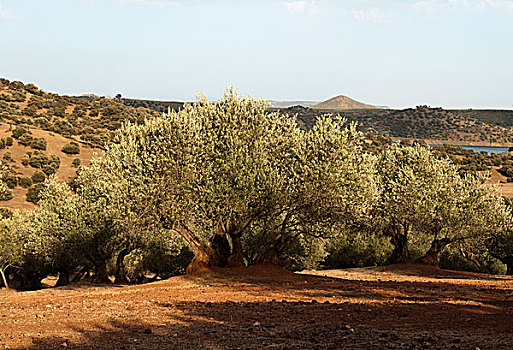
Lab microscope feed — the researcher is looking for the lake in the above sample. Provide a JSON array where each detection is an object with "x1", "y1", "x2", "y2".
[
  {"x1": 457, "y1": 145, "x2": 510, "y2": 154},
  {"x1": 428, "y1": 144, "x2": 511, "y2": 155}
]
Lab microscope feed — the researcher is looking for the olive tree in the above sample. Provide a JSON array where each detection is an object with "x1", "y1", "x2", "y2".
[
  {"x1": 0, "y1": 214, "x2": 26, "y2": 289},
  {"x1": 28, "y1": 177, "x2": 86, "y2": 286},
  {"x1": 376, "y1": 144, "x2": 507, "y2": 266},
  {"x1": 94, "y1": 89, "x2": 378, "y2": 272},
  {"x1": 415, "y1": 167, "x2": 505, "y2": 265},
  {"x1": 375, "y1": 145, "x2": 447, "y2": 263},
  {"x1": 488, "y1": 203, "x2": 513, "y2": 274}
]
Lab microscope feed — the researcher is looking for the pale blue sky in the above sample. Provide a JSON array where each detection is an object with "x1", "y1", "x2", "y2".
[{"x1": 1, "y1": 0, "x2": 512, "y2": 109}]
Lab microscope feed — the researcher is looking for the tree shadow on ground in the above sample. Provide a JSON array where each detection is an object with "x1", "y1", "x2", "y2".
[
  {"x1": 17, "y1": 299, "x2": 513, "y2": 350},
  {"x1": 186, "y1": 267, "x2": 513, "y2": 310}
]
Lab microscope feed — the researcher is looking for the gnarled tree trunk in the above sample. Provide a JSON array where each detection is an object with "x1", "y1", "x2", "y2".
[
  {"x1": 55, "y1": 268, "x2": 70, "y2": 287},
  {"x1": 72, "y1": 266, "x2": 89, "y2": 283},
  {"x1": 389, "y1": 224, "x2": 410, "y2": 264},
  {"x1": 503, "y1": 257, "x2": 513, "y2": 275},
  {"x1": 227, "y1": 234, "x2": 245, "y2": 267},
  {"x1": 459, "y1": 247, "x2": 490, "y2": 274},
  {"x1": 114, "y1": 248, "x2": 130, "y2": 284},
  {"x1": 92, "y1": 259, "x2": 111, "y2": 284},
  {"x1": 416, "y1": 238, "x2": 452, "y2": 266},
  {"x1": 174, "y1": 222, "x2": 230, "y2": 273},
  {"x1": 255, "y1": 235, "x2": 294, "y2": 266}
]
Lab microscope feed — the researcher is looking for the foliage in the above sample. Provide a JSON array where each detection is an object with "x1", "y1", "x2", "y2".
[
  {"x1": 18, "y1": 134, "x2": 33, "y2": 146},
  {"x1": 26, "y1": 183, "x2": 45, "y2": 204},
  {"x1": 94, "y1": 89, "x2": 379, "y2": 271},
  {"x1": 0, "y1": 213, "x2": 26, "y2": 288},
  {"x1": 0, "y1": 183, "x2": 13, "y2": 201},
  {"x1": 62, "y1": 142, "x2": 80, "y2": 155},
  {"x1": 12, "y1": 127, "x2": 30, "y2": 139},
  {"x1": 72, "y1": 158, "x2": 81, "y2": 168},
  {"x1": 30, "y1": 137, "x2": 47, "y2": 150},
  {"x1": 31, "y1": 170, "x2": 46, "y2": 184},
  {"x1": 19, "y1": 177, "x2": 32, "y2": 188}
]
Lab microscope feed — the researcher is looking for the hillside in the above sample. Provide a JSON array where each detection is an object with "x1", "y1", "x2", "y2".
[
  {"x1": 311, "y1": 95, "x2": 381, "y2": 110},
  {"x1": 0, "y1": 78, "x2": 159, "y2": 210},
  {"x1": 0, "y1": 123, "x2": 100, "y2": 210},
  {"x1": 0, "y1": 265, "x2": 511, "y2": 349},
  {"x1": 0, "y1": 79, "x2": 158, "y2": 149},
  {"x1": 279, "y1": 105, "x2": 513, "y2": 146},
  {"x1": 121, "y1": 98, "x2": 185, "y2": 113}
]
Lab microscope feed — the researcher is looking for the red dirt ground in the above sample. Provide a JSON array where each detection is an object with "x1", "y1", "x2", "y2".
[{"x1": 0, "y1": 264, "x2": 512, "y2": 349}]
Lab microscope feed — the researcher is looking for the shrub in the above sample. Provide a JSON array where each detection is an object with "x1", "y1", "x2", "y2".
[
  {"x1": 42, "y1": 164, "x2": 57, "y2": 176},
  {"x1": 72, "y1": 158, "x2": 81, "y2": 168},
  {"x1": 26, "y1": 184, "x2": 45, "y2": 204},
  {"x1": 5, "y1": 137, "x2": 13, "y2": 147},
  {"x1": 30, "y1": 137, "x2": 47, "y2": 151},
  {"x1": 2, "y1": 152, "x2": 12, "y2": 162},
  {"x1": 18, "y1": 134, "x2": 33, "y2": 146},
  {"x1": 21, "y1": 154, "x2": 30, "y2": 166},
  {"x1": 22, "y1": 106, "x2": 37, "y2": 117},
  {"x1": 498, "y1": 165, "x2": 513, "y2": 178},
  {"x1": 12, "y1": 127, "x2": 30, "y2": 139},
  {"x1": 28, "y1": 152, "x2": 46, "y2": 168},
  {"x1": 2, "y1": 173, "x2": 18, "y2": 189},
  {"x1": 0, "y1": 184, "x2": 13, "y2": 201},
  {"x1": 62, "y1": 142, "x2": 80, "y2": 155},
  {"x1": 19, "y1": 177, "x2": 32, "y2": 188},
  {"x1": 31, "y1": 171, "x2": 46, "y2": 184}
]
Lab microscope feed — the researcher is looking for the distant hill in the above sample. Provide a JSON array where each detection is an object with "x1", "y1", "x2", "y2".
[
  {"x1": 121, "y1": 98, "x2": 185, "y2": 113},
  {"x1": 274, "y1": 105, "x2": 513, "y2": 146},
  {"x1": 311, "y1": 95, "x2": 383, "y2": 110},
  {"x1": 121, "y1": 98, "x2": 318, "y2": 110},
  {"x1": 269, "y1": 100, "x2": 319, "y2": 109}
]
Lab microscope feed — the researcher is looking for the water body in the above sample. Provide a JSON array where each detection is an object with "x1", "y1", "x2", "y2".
[
  {"x1": 398, "y1": 142, "x2": 511, "y2": 155},
  {"x1": 429, "y1": 144, "x2": 510, "y2": 154},
  {"x1": 457, "y1": 145, "x2": 510, "y2": 154}
]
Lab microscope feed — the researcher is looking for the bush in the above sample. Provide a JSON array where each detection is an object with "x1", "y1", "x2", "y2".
[
  {"x1": 42, "y1": 164, "x2": 57, "y2": 176},
  {"x1": 61, "y1": 142, "x2": 80, "y2": 155},
  {"x1": 21, "y1": 154, "x2": 30, "y2": 166},
  {"x1": 2, "y1": 173, "x2": 18, "y2": 189},
  {"x1": 31, "y1": 171, "x2": 46, "y2": 184},
  {"x1": 0, "y1": 184, "x2": 13, "y2": 201},
  {"x1": 30, "y1": 137, "x2": 47, "y2": 150},
  {"x1": 323, "y1": 232, "x2": 391, "y2": 269},
  {"x1": 5, "y1": 137, "x2": 13, "y2": 147},
  {"x1": 72, "y1": 158, "x2": 81, "y2": 168},
  {"x1": 2, "y1": 152, "x2": 12, "y2": 162},
  {"x1": 12, "y1": 127, "x2": 30, "y2": 139},
  {"x1": 19, "y1": 177, "x2": 32, "y2": 188},
  {"x1": 18, "y1": 134, "x2": 33, "y2": 146},
  {"x1": 26, "y1": 183, "x2": 45, "y2": 204},
  {"x1": 498, "y1": 165, "x2": 513, "y2": 178}
]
